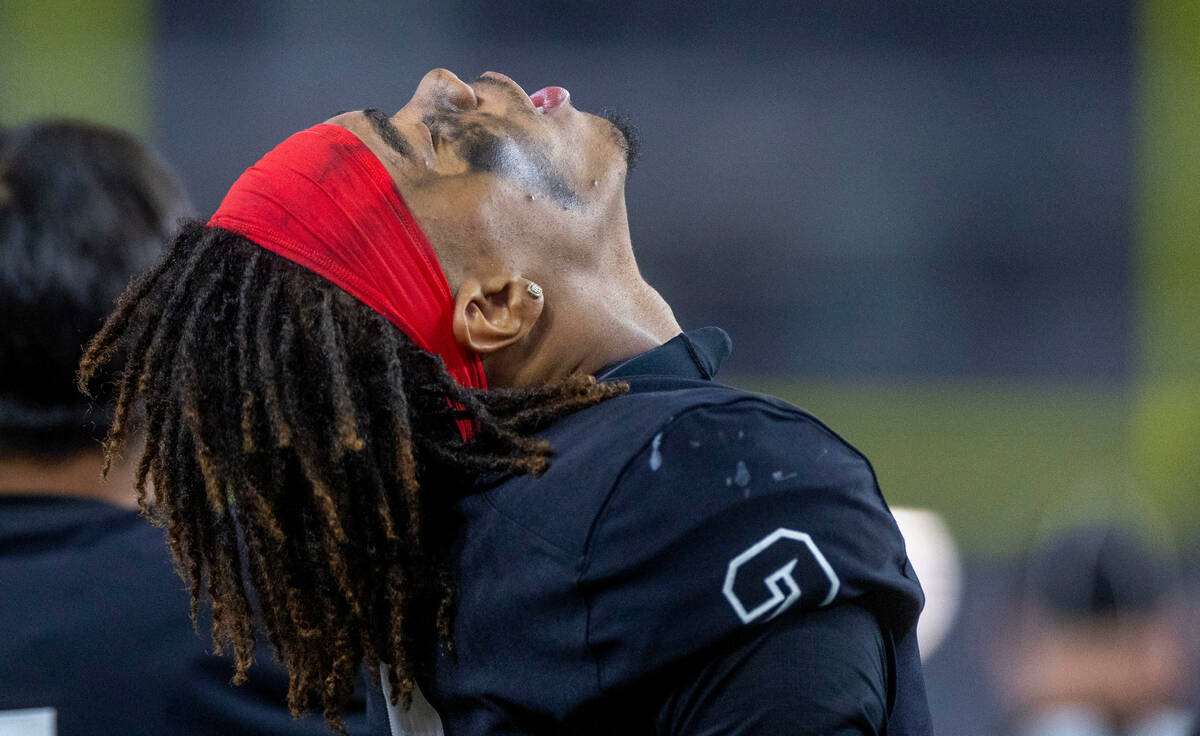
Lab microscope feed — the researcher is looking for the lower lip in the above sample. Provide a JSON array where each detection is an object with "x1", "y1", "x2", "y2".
[{"x1": 530, "y1": 86, "x2": 570, "y2": 114}]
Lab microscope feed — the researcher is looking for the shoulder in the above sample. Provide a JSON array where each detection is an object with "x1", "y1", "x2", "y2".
[
  {"x1": 0, "y1": 500, "x2": 344, "y2": 734},
  {"x1": 477, "y1": 381, "x2": 787, "y2": 554},
  {"x1": 575, "y1": 388, "x2": 923, "y2": 690},
  {"x1": 586, "y1": 389, "x2": 884, "y2": 562},
  {"x1": 611, "y1": 390, "x2": 875, "y2": 501},
  {"x1": 478, "y1": 382, "x2": 885, "y2": 555},
  {"x1": 560, "y1": 380, "x2": 864, "y2": 488}
]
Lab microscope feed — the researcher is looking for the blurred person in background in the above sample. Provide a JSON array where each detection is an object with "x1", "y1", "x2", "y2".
[
  {"x1": 80, "y1": 68, "x2": 928, "y2": 735},
  {"x1": 0, "y1": 120, "x2": 365, "y2": 735},
  {"x1": 991, "y1": 523, "x2": 1195, "y2": 736}
]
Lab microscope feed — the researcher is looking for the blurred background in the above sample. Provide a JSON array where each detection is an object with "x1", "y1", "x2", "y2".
[{"x1": 2, "y1": 0, "x2": 1196, "y2": 732}]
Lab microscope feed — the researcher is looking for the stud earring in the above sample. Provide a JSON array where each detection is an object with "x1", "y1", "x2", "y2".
[{"x1": 526, "y1": 282, "x2": 543, "y2": 299}]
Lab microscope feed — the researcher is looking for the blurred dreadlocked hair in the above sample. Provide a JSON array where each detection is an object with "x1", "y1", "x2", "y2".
[{"x1": 78, "y1": 220, "x2": 625, "y2": 732}]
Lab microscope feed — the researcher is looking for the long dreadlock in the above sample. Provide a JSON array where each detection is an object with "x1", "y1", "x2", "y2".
[{"x1": 78, "y1": 220, "x2": 625, "y2": 731}]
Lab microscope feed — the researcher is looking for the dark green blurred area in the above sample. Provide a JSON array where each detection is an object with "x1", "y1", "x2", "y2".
[
  {"x1": 1134, "y1": 0, "x2": 1200, "y2": 556},
  {"x1": 0, "y1": 1, "x2": 151, "y2": 136},
  {"x1": 1, "y1": 0, "x2": 1196, "y2": 557},
  {"x1": 735, "y1": 378, "x2": 1138, "y2": 556}
]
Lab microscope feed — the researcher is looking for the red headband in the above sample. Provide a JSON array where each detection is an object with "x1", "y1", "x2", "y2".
[{"x1": 208, "y1": 123, "x2": 487, "y2": 398}]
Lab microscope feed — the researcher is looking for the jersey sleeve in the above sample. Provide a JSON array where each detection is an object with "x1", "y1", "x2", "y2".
[
  {"x1": 656, "y1": 603, "x2": 890, "y2": 736},
  {"x1": 578, "y1": 399, "x2": 923, "y2": 696}
]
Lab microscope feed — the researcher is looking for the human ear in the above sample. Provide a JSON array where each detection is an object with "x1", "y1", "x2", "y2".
[{"x1": 451, "y1": 275, "x2": 544, "y2": 355}]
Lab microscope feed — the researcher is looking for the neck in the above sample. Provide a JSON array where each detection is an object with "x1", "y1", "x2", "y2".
[
  {"x1": 488, "y1": 269, "x2": 682, "y2": 386},
  {"x1": 0, "y1": 448, "x2": 139, "y2": 510}
]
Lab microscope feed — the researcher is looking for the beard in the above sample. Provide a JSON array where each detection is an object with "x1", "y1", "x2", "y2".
[{"x1": 599, "y1": 108, "x2": 641, "y2": 174}]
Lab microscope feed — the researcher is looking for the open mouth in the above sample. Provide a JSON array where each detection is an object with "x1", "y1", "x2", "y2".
[{"x1": 529, "y1": 86, "x2": 570, "y2": 115}]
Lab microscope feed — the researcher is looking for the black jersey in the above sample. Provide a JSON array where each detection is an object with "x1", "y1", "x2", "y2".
[
  {"x1": 369, "y1": 327, "x2": 930, "y2": 735},
  {"x1": 0, "y1": 494, "x2": 367, "y2": 735}
]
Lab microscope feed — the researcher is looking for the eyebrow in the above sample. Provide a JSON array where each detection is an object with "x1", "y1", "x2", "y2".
[{"x1": 362, "y1": 108, "x2": 412, "y2": 157}]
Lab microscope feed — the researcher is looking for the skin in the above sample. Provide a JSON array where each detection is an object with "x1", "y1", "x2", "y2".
[
  {"x1": 996, "y1": 605, "x2": 1191, "y2": 726},
  {"x1": 0, "y1": 448, "x2": 139, "y2": 509},
  {"x1": 326, "y1": 69, "x2": 681, "y2": 388}
]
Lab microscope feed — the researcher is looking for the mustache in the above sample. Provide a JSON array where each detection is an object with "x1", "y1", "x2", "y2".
[{"x1": 599, "y1": 107, "x2": 641, "y2": 174}]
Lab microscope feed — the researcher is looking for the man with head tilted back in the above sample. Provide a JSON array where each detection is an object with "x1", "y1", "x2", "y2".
[{"x1": 85, "y1": 69, "x2": 930, "y2": 735}]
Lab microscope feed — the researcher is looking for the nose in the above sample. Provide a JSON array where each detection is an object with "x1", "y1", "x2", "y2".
[{"x1": 414, "y1": 68, "x2": 477, "y2": 110}]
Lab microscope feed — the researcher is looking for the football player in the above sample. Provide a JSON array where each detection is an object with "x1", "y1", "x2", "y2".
[{"x1": 83, "y1": 68, "x2": 928, "y2": 735}]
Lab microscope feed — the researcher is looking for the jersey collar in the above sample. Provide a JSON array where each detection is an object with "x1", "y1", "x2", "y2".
[{"x1": 597, "y1": 326, "x2": 732, "y2": 382}]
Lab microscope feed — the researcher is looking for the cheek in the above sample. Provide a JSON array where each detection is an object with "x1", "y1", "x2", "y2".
[
  {"x1": 404, "y1": 168, "x2": 617, "y2": 272},
  {"x1": 419, "y1": 183, "x2": 543, "y2": 265},
  {"x1": 475, "y1": 190, "x2": 550, "y2": 247},
  {"x1": 560, "y1": 120, "x2": 625, "y2": 190},
  {"x1": 399, "y1": 184, "x2": 484, "y2": 280}
]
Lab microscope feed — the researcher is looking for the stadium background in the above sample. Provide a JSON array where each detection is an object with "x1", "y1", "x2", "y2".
[{"x1": 2, "y1": 0, "x2": 1196, "y2": 731}]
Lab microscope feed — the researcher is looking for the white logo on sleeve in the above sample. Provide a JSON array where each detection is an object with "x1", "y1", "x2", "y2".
[{"x1": 722, "y1": 528, "x2": 840, "y2": 624}]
